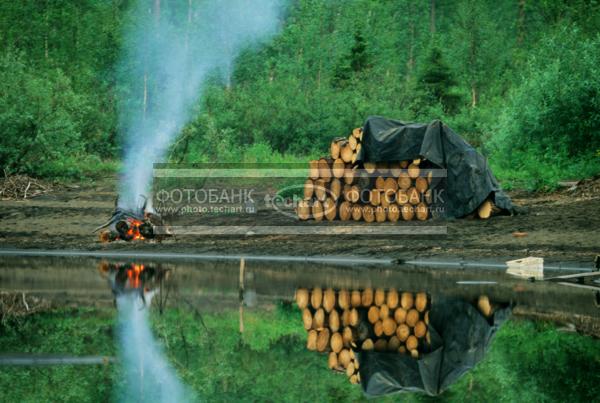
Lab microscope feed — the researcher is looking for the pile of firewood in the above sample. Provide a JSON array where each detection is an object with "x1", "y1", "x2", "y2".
[
  {"x1": 297, "y1": 127, "x2": 497, "y2": 221},
  {"x1": 0, "y1": 171, "x2": 52, "y2": 200},
  {"x1": 295, "y1": 287, "x2": 431, "y2": 385}
]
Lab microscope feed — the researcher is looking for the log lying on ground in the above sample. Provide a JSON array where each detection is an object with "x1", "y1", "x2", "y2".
[
  {"x1": 314, "y1": 179, "x2": 327, "y2": 201},
  {"x1": 304, "y1": 179, "x2": 314, "y2": 200},
  {"x1": 312, "y1": 200, "x2": 324, "y2": 221},
  {"x1": 477, "y1": 199, "x2": 499, "y2": 219},
  {"x1": 330, "y1": 178, "x2": 342, "y2": 200},
  {"x1": 340, "y1": 144, "x2": 354, "y2": 163},
  {"x1": 339, "y1": 201, "x2": 352, "y2": 221},
  {"x1": 323, "y1": 198, "x2": 337, "y2": 221},
  {"x1": 318, "y1": 158, "x2": 332, "y2": 182},
  {"x1": 343, "y1": 164, "x2": 355, "y2": 185},
  {"x1": 332, "y1": 158, "x2": 345, "y2": 178},
  {"x1": 297, "y1": 200, "x2": 311, "y2": 220}
]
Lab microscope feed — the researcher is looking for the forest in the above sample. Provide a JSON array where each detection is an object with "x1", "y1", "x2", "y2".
[{"x1": 0, "y1": 0, "x2": 599, "y2": 189}]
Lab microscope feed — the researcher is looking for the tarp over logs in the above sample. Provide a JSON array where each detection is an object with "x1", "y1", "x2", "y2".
[
  {"x1": 358, "y1": 116, "x2": 514, "y2": 218},
  {"x1": 358, "y1": 298, "x2": 512, "y2": 397}
]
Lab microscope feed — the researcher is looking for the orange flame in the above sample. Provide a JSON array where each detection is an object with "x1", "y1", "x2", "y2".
[
  {"x1": 126, "y1": 263, "x2": 145, "y2": 288},
  {"x1": 126, "y1": 219, "x2": 145, "y2": 241}
]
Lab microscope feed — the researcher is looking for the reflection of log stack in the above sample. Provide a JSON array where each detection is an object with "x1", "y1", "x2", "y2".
[
  {"x1": 298, "y1": 126, "x2": 500, "y2": 221},
  {"x1": 295, "y1": 287, "x2": 431, "y2": 386}
]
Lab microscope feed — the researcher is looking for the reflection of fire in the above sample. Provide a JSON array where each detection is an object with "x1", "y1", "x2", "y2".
[{"x1": 126, "y1": 263, "x2": 145, "y2": 289}]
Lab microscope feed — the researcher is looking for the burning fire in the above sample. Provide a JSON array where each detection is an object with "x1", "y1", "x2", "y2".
[{"x1": 125, "y1": 218, "x2": 145, "y2": 241}]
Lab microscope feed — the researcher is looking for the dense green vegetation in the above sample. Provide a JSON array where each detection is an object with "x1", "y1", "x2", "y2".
[
  {"x1": 1, "y1": 305, "x2": 599, "y2": 402},
  {"x1": 0, "y1": 1, "x2": 599, "y2": 187}
]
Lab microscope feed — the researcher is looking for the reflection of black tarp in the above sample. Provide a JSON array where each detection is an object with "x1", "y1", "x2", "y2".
[
  {"x1": 359, "y1": 116, "x2": 513, "y2": 218},
  {"x1": 358, "y1": 298, "x2": 511, "y2": 397}
]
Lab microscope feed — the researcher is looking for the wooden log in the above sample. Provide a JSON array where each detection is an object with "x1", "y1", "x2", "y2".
[
  {"x1": 413, "y1": 158, "x2": 421, "y2": 166},
  {"x1": 368, "y1": 306, "x2": 380, "y2": 324},
  {"x1": 328, "y1": 352, "x2": 338, "y2": 369},
  {"x1": 302, "y1": 308, "x2": 312, "y2": 330},
  {"x1": 381, "y1": 190, "x2": 395, "y2": 208},
  {"x1": 311, "y1": 287, "x2": 323, "y2": 308},
  {"x1": 313, "y1": 308, "x2": 325, "y2": 329},
  {"x1": 406, "y1": 335, "x2": 418, "y2": 351},
  {"x1": 364, "y1": 162, "x2": 376, "y2": 174},
  {"x1": 339, "y1": 348, "x2": 351, "y2": 367},
  {"x1": 343, "y1": 164, "x2": 355, "y2": 185},
  {"x1": 349, "y1": 308, "x2": 359, "y2": 326},
  {"x1": 407, "y1": 163, "x2": 420, "y2": 179},
  {"x1": 374, "y1": 288, "x2": 385, "y2": 306},
  {"x1": 329, "y1": 309, "x2": 340, "y2": 332},
  {"x1": 401, "y1": 204, "x2": 414, "y2": 221},
  {"x1": 346, "y1": 362, "x2": 355, "y2": 377},
  {"x1": 414, "y1": 321, "x2": 427, "y2": 338},
  {"x1": 478, "y1": 295, "x2": 492, "y2": 317},
  {"x1": 361, "y1": 338, "x2": 374, "y2": 351},
  {"x1": 318, "y1": 158, "x2": 332, "y2": 182},
  {"x1": 477, "y1": 199, "x2": 499, "y2": 219},
  {"x1": 303, "y1": 179, "x2": 314, "y2": 200},
  {"x1": 362, "y1": 205, "x2": 375, "y2": 222},
  {"x1": 352, "y1": 204, "x2": 363, "y2": 221},
  {"x1": 384, "y1": 177, "x2": 398, "y2": 193},
  {"x1": 307, "y1": 329, "x2": 318, "y2": 350},
  {"x1": 340, "y1": 144, "x2": 353, "y2": 163},
  {"x1": 383, "y1": 317, "x2": 397, "y2": 336},
  {"x1": 389, "y1": 162, "x2": 402, "y2": 177},
  {"x1": 375, "y1": 206, "x2": 386, "y2": 222},
  {"x1": 352, "y1": 143, "x2": 362, "y2": 164},
  {"x1": 387, "y1": 289, "x2": 399, "y2": 309},
  {"x1": 323, "y1": 288, "x2": 336, "y2": 312},
  {"x1": 339, "y1": 201, "x2": 352, "y2": 221},
  {"x1": 312, "y1": 200, "x2": 324, "y2": 221},
  {"x1": 375, "y1": 176, "x2": 385, "y2": 190},
  {"x1": 398, "y1": 172, "x2": 412, "y2": 190},
  {"x1": 379, "y1": 304, "x2": 390, "y2": 319},
  {"x1": 396, "y1": 324, "x2": 410, "y2": 342},
  {"x1": 309, "y1": 160, "x2": 319, "y2": 180},
  {"x1": 415, "y1": 177, "x2": 428, "y2": 193},
  {"x1": 348, "y1": 135, "x2": 358, "y2": 151},
  {"x1": 369, "y1": 189, "x2": 381, "y2": 206},
  {"x1": 407, "y1": 187, "x2": 420, "y2": 205},
  {"x1": 317, "y1": 328, "x2": 330, "y2": 352},
  {"x1": 349, "y1": 185, "x2": 360, "y2": 203},
  {"x1": 331, "y1": 332, "x2": 343, "y2": 353},
  {"x1": 400, "y1": 292, "x2": 413, "y2": 310},
  {"x1": 351, "y1": 290, "x2": 361, "y2": 307},
  {"x1": 406, "y1": 309, "x2": 419, "y2": 327},
  {"x1": 330, "y1": 137, "x2": 347, "y2": 160},
  {"x1": 314, "y1": 179, "x2": 327, "y2": 201},
  {"x1": 387, "y1": 204, "x2": 400, "y2": 222},
  {"x1": 415, "y1": 202, "x2": 429, "y2": 221},
  {"x1": 296, "y1": 288, "x2": 309, "y2": 309},
  {"x1": 415, "y1": 292, "x2": 428, "y2": 312},
  {"x1": 338, "y1": 289, "x2": 350, "y2": 310},
  {"x1": 323, "y1": 197, "x2": 337, "y2": 221},
  {"x1": 352, "y1": 127, "x2": 362, "y2": 139},
  {"x1": 361, "y1": 288, "x2": 374, "y2": 307},
  {"x1": 394, "y1": 307, "x2": 407, "y2": 324},
  {"x1": 374, "y1": 321, "x2": 384, "y2": 337},
  {"x1": 329, "y1": 178, "x2": 342, "y2": 201},
  {"x1": 297, "y1": 199, "x2": 311, "y2": 220},
  {"x1": 332, "y1": 158, "x2": 345, "y2": 178},
  {"x1": 342, "y1": 327, "x2": 353, "y2": 347}
]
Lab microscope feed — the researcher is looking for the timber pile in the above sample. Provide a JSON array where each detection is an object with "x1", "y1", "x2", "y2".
[
  {"x1": 0, "y1": 171, "x2": 52, "y2": 200},
  {"x1": 295, "y1": 287, "x2": 432, "y2": 385},
  {"x1": 297, "y1": 127, "x2": 498, "y2": 221}
]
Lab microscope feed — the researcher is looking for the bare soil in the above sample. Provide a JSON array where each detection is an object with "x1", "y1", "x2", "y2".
[{"x1": 0, "y1": 177, "x2": 599, "y2": 264}]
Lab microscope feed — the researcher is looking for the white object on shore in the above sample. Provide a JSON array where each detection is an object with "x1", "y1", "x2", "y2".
[{"x1": 506, "y1": 257, "x2": 544, "y2": 280}]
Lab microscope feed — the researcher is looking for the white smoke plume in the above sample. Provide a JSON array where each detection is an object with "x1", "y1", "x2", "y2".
[
  {"x1": 116, "y1": 294, "x2": 195, "y2": 402},
  {"x1": 118, "y1": 0, "x2": 286, "y2": 210}
]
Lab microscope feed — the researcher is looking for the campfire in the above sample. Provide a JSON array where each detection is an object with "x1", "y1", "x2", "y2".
[
  {"x1": 98, "y1": 261, "x2": 171, "y2": 303},
  {"x1": 95, "y1": 197, "x2": 169, "y2": 243}
]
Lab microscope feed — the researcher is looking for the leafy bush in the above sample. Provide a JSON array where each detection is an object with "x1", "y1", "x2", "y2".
[{"x1": 490, "y1": 28, "x2": 600, "y2": 187}]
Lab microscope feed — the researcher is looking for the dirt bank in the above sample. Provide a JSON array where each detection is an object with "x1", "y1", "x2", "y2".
[{"x1": 0, "y1": 177, "x2": 599, "y2": 264}]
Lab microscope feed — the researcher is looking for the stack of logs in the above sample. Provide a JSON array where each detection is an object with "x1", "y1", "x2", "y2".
[
  {"x1": 295, "y1": 287, "x2": 431, "y2": 385},
  {"x1": 297, "y1": 127, "x2": 498, "y2": 221}
]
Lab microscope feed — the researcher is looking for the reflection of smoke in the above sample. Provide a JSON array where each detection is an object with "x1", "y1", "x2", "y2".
[
  {"x1": 116, "y1": 294, "x2": 193, "y2": 402},
  {"x1": 118, "y1": 0, "x2": 287, "y2": 209}
]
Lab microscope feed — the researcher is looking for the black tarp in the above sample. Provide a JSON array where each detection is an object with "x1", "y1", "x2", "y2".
[
  {"x1": 358, "y1": 116, "x2": 513, "y2": 218},
  {"x1": 358, "y1": 298, "x2": 512, "y2": 397}
]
